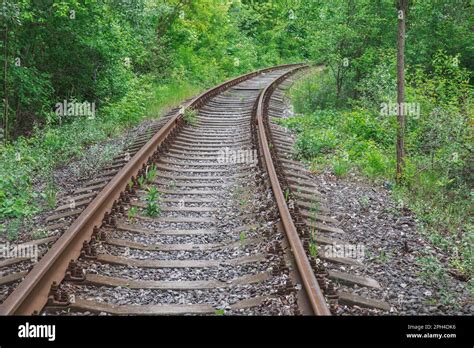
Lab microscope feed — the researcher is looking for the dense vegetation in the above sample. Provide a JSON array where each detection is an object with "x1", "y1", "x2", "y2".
[
  {"x1": 0, "y1": 0, "x2": 301, "y2": 222},
  {"x1": 278, "y1": 1, "x2": 473, "y2": 296},
  {"x1": 0, "y1": 1, "x2": 472, "y2": 297}
]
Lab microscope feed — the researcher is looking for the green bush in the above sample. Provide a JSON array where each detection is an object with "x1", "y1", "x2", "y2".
[
  {"x1": 358, "y1": 142, "x2": 390, "y2": 178},
  {"x1": 290, "y1": 70, "x2": 338, "y2": 113},
  {"x1": 332, "y1": 159, "x2": 350, "y2": 177},
  {"x1": 0, "y1": 75, "x2": 198, "y2": 222},
  {"x1": 342, "y1": 110, "x2": 391, "y2": 146},
  {"x1": 284, "y1": 52, "x2": 473, "y2": 283}
]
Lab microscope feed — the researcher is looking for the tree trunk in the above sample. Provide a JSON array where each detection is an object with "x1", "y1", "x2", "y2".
[
  {"x1": 396, "y1": 0, "x2": 408, "y2": 183},
  {"x1": 3, "y1": 20, "x2": 8, "y2": 144},
  {"x1": 336, "y1": 66, "x2": 342, "y2": 100}
]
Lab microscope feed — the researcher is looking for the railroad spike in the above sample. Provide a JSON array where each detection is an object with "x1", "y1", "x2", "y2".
[
  {"x1": 81, "y1": 241, "x2": 97, "y2": 260},
  {"x1": 65, "y1": 260, "x2": 86, "y2": 282},
  {"x1": 47, "y1": 282, "x2": 69, "y2": 307},
  {"x1": 123, "y1": 191, "x2": 130, "y2": 202}
]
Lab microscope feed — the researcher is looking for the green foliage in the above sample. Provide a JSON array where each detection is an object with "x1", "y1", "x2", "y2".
[
  {"x1": 0, "y1": 75, "x2": 160, "y2": 220},
  {"x1": 2, "y1": 0, "x2": 306, "y2": 142},
  {"x1": 127, "y1": 206, "x2": 138, "y2": 223},
  {"x1": 0, "y1": 171, "x2": 37, "y2": 218},
  {"x1": 138, "y1": 163, "x2": 159, "y2": 190},
  {"x1": 309, "y1": 241, "x2": 318, "y2": 259},
  {"x1": 137, "y1": 176, "x2": 146, "y2": 190},
  {"x1": 44, "y1": 181, "x2": 58, "y2": 209},
  {"x1": 309, "y1": 223, "x2": 318, "y2": 259},
  {"x1": 284, "y1": 188, "x2": 290, "y2": 202},
  {"x1": 214, "y1": 309, "x2": 225, "y2": 316},
  {"x1": 5, "y1": 218, "x2": 22, "y2": 242},
  {"x1": 332, "y1": 160, "x2": 350, "y2": 177},
  {"x1": 281, "y1": 110, "x2": 340, "y2": 160},
  {"x1": 417, "y1": 255, "x2": 448, "y2": 287},
  {"x1": 145, "y1": 186, "x2": 161, "y2": 218},
  {"x1": 292, "y1": 0, "x2": 473, "y2": 102},
  {"x1": 145, "y1": 164, "x2": 158, "y2": 185},
  {"x1": 182, "y1": 108, "x2": 198, "y2": 125},
  {"x1": 359, "y1": 196, "x2": 370, "y2": 211},
  {"x1": 285, "y1": 51, "x2": 473, "y2": 286},
  {"x1": 239, "y1": 232, "x2": 246, "y2": 244},
  {"x1": 148, "y1": 81, "x2": 200, "y2": 118},
  {"x1": 31, "y1": 228, "x2": 48, "y2": 240},
  {"x1": 290, "y1": 69, "x2": 338, "y2": 112},
  {"x1": 355, "y1": 51, "x2": 397, "y2": 109},
  {"x1": 377, "y1": 250, "x2": 389, "y2": 263}
]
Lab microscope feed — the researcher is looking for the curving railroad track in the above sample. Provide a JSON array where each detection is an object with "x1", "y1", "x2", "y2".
[{"x1": 0, "y1": 64, "x2": 389, "y2": 316}]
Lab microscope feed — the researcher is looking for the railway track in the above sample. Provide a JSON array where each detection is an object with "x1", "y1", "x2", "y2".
[{"x1": 0, "y1": 64, "x2": 389, "y2": 316}]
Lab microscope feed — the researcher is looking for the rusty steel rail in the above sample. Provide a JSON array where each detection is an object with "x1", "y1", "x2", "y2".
[
  {"x1": 255, "y1": 65, "x2": 331, "y2": 315},
  {"x1": 0, "y1": 63, "x2": 304, "y2": 316}
]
